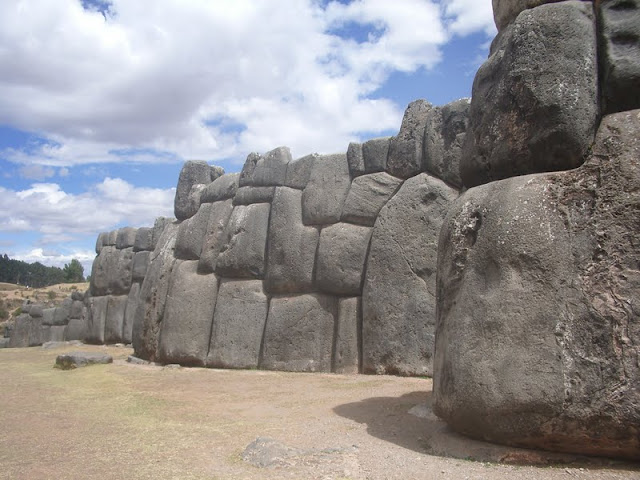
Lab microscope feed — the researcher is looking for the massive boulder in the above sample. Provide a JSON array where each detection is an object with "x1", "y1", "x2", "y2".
[
  {"x1": 341, "y1": 172, "x2": 402, "y2": 227},
  {"x1": 239, "y1": 147, "x2": 291, "y2": 187},
  {"x1": 174, "y1": 161, "x2": 222, "y2": 221},
  {"x1": 491, "y1": 0, "x2": 564, "y2": 31},
  {"x1": 174, "y1": 203, "x2": 214, "y2": 260},
  {"x1": 386, "y1": 100, "x2": 431, "y2": 179},
  {"x1": 460, "y1": 1, "x2": 598, "y2": 188},
  {"x1": 362, "y1": 173, "x2": 458, "y2": 376},
  {"x1": 302, "y1": 154, "x2": 351, "y2": 225},
  {"x1": 197, "y1": 199, "x2": 234, "y2": 274},
  {"x1": 433, "y1": 110, "x2": 640, "y2": 460}
]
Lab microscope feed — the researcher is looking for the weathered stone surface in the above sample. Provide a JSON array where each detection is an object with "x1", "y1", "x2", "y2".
[
  {"x1": 233, "y1": 186, "x2": 275, "y2": 206},
  {"x1": 133, "y1": 227, "x2": 153, "y2": 252},
  {"x1": 175, "y1": 203, "x2": 213, "y2": 260},
  {"x1": 423, "y1": 99, "x2": 469, "y2": 188},
  {"x1": 315, "y1": 223, "x2": 372, "y2": 296},
  {"x1": 122, "y1": 282, "x2": 140, "y2": 344},
  {"x1": 132, "y1": 221, "x2": 178, "y2": 361},
  {"x1": 239, "y1": 147, "x2": 291, "y2": 187},
  {"x1": 132, "y1": 251, "x2": 150, "y2": 282},
  {"x1": 64, "y1": 318, "x2": 86, "y2": 342},
  {"x1": 52, "y1": 298, "x2": 72, "y2": 326},
  {"x1": 157, "y1": 260, "x2": 218, "y2": 366},
  {"x1": 434, "y1": 110, "x2": 640, "y2": 460},
  {"x1": 265, "y1": 187, "x2": 319, "y2": 294},
  {"x1": 90, "y1": 246, "x2": 134, "y2": 296},
  {"x1": 198, "y1": 199, "x2": 234, "y2": 274},
  {"x1": 106, "y1": 230, "x2": 118, "y2": 246},
  {"x1": 45, "y1": 325, "x2": 66, "y2": 343},
  {"x1": 334, "y1": 297, "x2": 360, "y2": 374},
  {"x1": 200, "y1": 173, "x2": 239, "y2": 203},
  {"x1": 8, "y1": 314, "x2": 35, "y2": 348},
  {"x1": 0, "y1": 338, "x2": 10, "y2": 348},
  {"x1": 341, "y1": 172, "x2": 402, "y2": 226},
  {"x1": 55, "y1": 352, "x2": 113, "y2": 370},
  {"x1": 598, "y1": 0, "x2": 640, "y2": 114},
  {"x1": 41, "y1": 308, "x2": 55, "y2": 326},
  {"x1": 216, "y1": 203, "x2": 270, "y2": 279},
  {"x1": 116, "y1": 227, "x2": 137, "y2": 249},
  {"x1": 182, "y1": 183, "x2": 207, "y2": 220},
  {"x1": 71, "y1": 290, "x2": 85, "y2": 302},
  {"x1": 386, "y1": 100, "x2": 431, "y2": 179},
  {"x1": 302, "y1": 154, "x2": 351, "y2": 225},
  {"x1": 28, "y1": 304, "x2": 43, "y2": 318},
  {"x1": 96, "y1": 232, "x2": 108, "y2": 254},
  {"x1": 347, "y1": 143, "x2": 365, "y2": 178},
  {"x1": 285, "y1": 153, "x2": 317, "y2": 189},
  {"x1": 151, "y1": 217, "x2": 174, "y2": 250},
  {"x1": 492, "y1": 0, "x2": 564, "y2": 31},
  {"x1": 85, "y1": 296, "x2": 108, "y2": 344},
  {"x1": 207, "y1": 280, "x2": 268, "y2": 369},
  {"x1": 104, "y1": 295, "x2": 128, "y2": 344},
  {"x1": 175, "y1": 161, "x2": 217, "y2": 221},
  {"x1": 261, "y1": 294, "x2": 336, "y2": 372},
  {"x1": 69, "y1": 300, "x2": 84, "y2": 319},
  {"x1": 362, "y1": 173, "x2": 458, "y2": 376},
  {"x1": 461, "y1": 2, "x2": 598, "y2": 188},
  {"x1": 362, "y1": 137, "x2": 390, "y2": 173}
]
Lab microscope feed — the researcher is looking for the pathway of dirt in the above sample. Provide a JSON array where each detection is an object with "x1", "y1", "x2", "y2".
[{"x1": 0, "y1": 345, "x2": 637, "y2": 479}]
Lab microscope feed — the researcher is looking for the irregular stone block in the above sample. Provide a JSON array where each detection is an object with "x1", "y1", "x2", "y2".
[
  {"x1": 347, "y1": 143, "x2": 365, "y2": 178},
  {"x1": 362, "y1": 173, "x2": 458, "y2": 376},
  {"x1": 461, "y1": 2, "x2": 598, "y2": 188},
  {"x1": 233, "y1": 186, "x2": 275, "y2": 205},
  {"x1": 200, "y1": 173, "x2": 239, "y2": 203},
  {"x1": 8, "y1": 314, "x2": 33, "y2": 348},
  {"x1": 423, "y1": 99, "x2": 469, "y2": 189},
  {"x1": 181, "y1": 183, "x2": 207, "y2": 221},
  {"x1": 198, "y1": 199, "x2": 234, "y2": 274},
  {"x1": 302, "y1": 154, "x2": 351, "y2": 225},
  {"x1": 122, "y1": 282, "x2": 140, "y2": 344},
  {"x1": 104, "y1": 295, "x2": 128, "y2": 344},
  {"x1": 239, "y1": 147, "x2": 291, "y2": 187},
  {"x1": 341, "y1": 172, "x2": 403, "y2": 226},
  {"x1": 492, "y1": 0, "x2": 564, "y2": 31},
  {"x1": 285, "y1": 153, "x2": 317, "y2": 189},
  {"x1": 64, "y1": 318, "x2": 86, "y2": 342},
  {"x1": 175, "y1": 203, "x2": 213, "y2": 260},
  {"x1": 133, "y1": 227, "x2": 153, "y2": 252},
  {"x1": 106, "y1": 230, "x2": 118, "y2": 246},
  {"x1": 28, "y1": 304, "x2": 44, "y2": 318},
  {"x1": 44, "y1": 325, "x2": 65, "y2": 343},
  {"x1": 598, "y1": 0, "x2": 640, "y2": 114},
  {"x1": 132, "y1": 251, "x2": 150, "y2": 282},
  {"x1": 69, "y1": 300, "x2": 84, "y2": 320},
  {"x1": 434, "y1": 110, "x2": 640, "y2": 460},
  {"x1": 362, "y1": 137, "x2": 390, "y2": 173},
  {"x1": 386, "y1": 100, "x2": 431, "y2": 179},
  {"x1": 55, "y1": 352, "x2": 113, "y2": 370},
  {"x1": 52, "y1": 298, "x2": 72, "y2": 326},
  {"x1": 41, "y1": 308, "x2": 55, "y2": 326},
  {"x1": 157, "y1": 260, "x2": 218, "y2": 366},
  {"x1": 265, "y1": 187, "x2": 319, "y2": 294},
  {"x1": 216, "y1": 203, "x2": 270, "y2": 279},
  {"x1": 151, "y1": 217, "x2": 174, "y2": 250},
  {"x1": 116, "y1": 227, "x2": 137, "y2": 249},
  {"x1": 261, "y1": 294, "x2": 337, "y2": 372},
  {"x1": 315, "y1": 223, "x2": 372, "y2": 296},
  {"x1": 96, "y1": 232, "x2": 108, "y2": 254},
  {"x1": 334, "y1": 297, "x2": 361, "y2": 374},
  {"x1": 71, "y1": 290, "x2": 85, "y2": 302},
  {"x1": 207, "y1": 280, "x2": 268, "y2": 369},
  {"x1": 90, "y1": 246, "x2": 134, "y2": 296},
  {"x1": 85, "y1": 296, "x2": 108, "y2": 345},
  {"x1": 175, "y1": 160, "x2": 219, "y2": 221}
]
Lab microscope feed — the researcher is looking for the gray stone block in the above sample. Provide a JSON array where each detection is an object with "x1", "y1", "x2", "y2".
[
  {"x1": 151, "y1": 217, "x2": 174, "y2": 250},
  {"x1": 461, "y1": 2, "x2": 598, "y2": 188},
  {"x1": 64, "y1": 318, "x2": 86, "y2": 342},
  {"x1": 175, "y1": 203, "x2": 213, "y2": 260},
  {"x1": 175, "y1": 160, "x2": 217, "y2": 221},
  {"x1": 122, "y1": 282, "x2": 140, "y2": 344},
  {"x1": 200, "y1": 173, "x2": 239, "y2": 203},
  {"x1": 265, "y1": 187, "x2": 319, "y2": 294},
  {"x1": 85, "y1": 296, "x2": 108, "y2": 345},
  {"x1": 239, "y1": 147, "x2": 291, "y2": 187},
  {"x1": 386, "y1": 100, "x2": 431, "y2": 179},
  {"x1": 69, "y1": 300, "x2": 84, "y2": 320},
  {"x1": 198, "y1": 199, "x2": 234, "y2": 274},
  {"x1": 45, "y1": 325, "x2": 65, "y2": 343},
  {"x1": 362, "y1": 137, "x2": 390, "y2": 173},
  {"x1": 55, "y1": 352, "x2": 113, "y2": 370},
  {"x1": 492, "y1": 0, "x2": 565, "y2": 31},
  {"x1": 216, "y1": 203, "x2": 270, "y2": 279},
  {"x1": 116, "y1": 227, "x2": 137, "y2": 249},
  {"x1": 207, "y1": 280, "x2": 268, "y2": 369},
  {"x1": 71, "y1": 290, "x2": 85, "y2": 302},
  {"x1": 302, "y1": 153, "x2": 351, "y2": 225},
  {"x1": 106, "y1": 230, "x2": 118, "y2": 246},
  {"x1": 104, "y1": 295, "x2": 128, "y2": 344},
  {"x1": 8, "y1": 314, "x2": 32, "y2": 348},
  {"x1": 52, "y1": 298, "x2": 72, "y2": 326},
  {"x1": 41, "y1": 308, "x2": 55, "y2": 326},
  {"x1": 233, "y1": 186, "x2": 275, "y2": 205},
  {"x1": 132, "y1": 251, "x2": 151, "y2": 282},
  {"x1": 334, "y1": 297, "x2": 361, "y2": 374},
  {"x1": 157, "y1": 260, "x2": 218, "y2": 366},
  {"x1": 90, "y1": 246, "x2": 134, "y2": 296},
  {"x1": 96, "y1": 232, "x2": 108, "y2": 254},
  {"x1": 315, "y1": 223, "x2": 372, "y2": 296},
  {"x1": 362, "y1": 173, "x2": 458, "y2": 376},
  {"x1": 347, "y1": 143, "x2": 365, "y2": 178},
  {"x1": 285, "y1": 153, "x2": 318, "y2": 189},
  {"x1": 261, "y1": 294, "x2": 337, "y2": 372},
  {"x1": 341, "y1": 172, "x2": 402, "y2": 226},
  {"x1": 28, "y1": 304, "x2": 44, "y2": 318},
  {"x1": 133, "y1": 227, "x2": 153, "y2": 252}
]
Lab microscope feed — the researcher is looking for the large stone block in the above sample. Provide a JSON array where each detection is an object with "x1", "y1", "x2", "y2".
[
  {"x1": 85, "y1": 296, "x2": 108, "y2": 345},
  {"x1": 52, "y1": 298, "x2": 72, "y2": 326},
  {"x1": 90, "y1": 246, "x2": 134, "y2": 296},
  {"x1": 434, "y1": 110, "x2": 640, "y2": 460},
  {"x1": 116, "y1": 227, "x2": 137, "y2": 249},
  {"x1": 69, "y1": 300, "x2": 84, "y2": 320},
  {"x1": 362, "y1": 137, "x2": 391, "y2": 174},
  {"x1": 106, "y1": 230, "x2": 118, "y2": 246},
  {"x1": 216, "y1": 203, "x2": 270, "y2": 279},
  {"x1": 133, "y1": 227, "x2": 153, "y2": 252},
  {"x1": 422, "y1": 99, "x2": 469, "y2": 189},
  {"x1": 151, "y1": 217, "x2": 174, "y2": 250},
  {"x1": 386, "y1": 100, "x2": 431, "y2": 179},
  {"x1": 233, "y1": 186, "x2": 275, "y2": 206},
  {"x1": 461, "y1": 2, "x2": 598, "y2": 188},
  {"x1": 285, "y1": 153, "x2": 317, "y2": 189},
  {"x1": 132, "y1": 251, "x2": 150, "y2": 282},
  {"x1": 315, "y1": 223, "x2": 372, "y2": 296},
  {"x1": 175, "y1": 203, "x2": 213, "y2": 260},
  {"x1": 265, "y1": 187, "x2": 319, "y2": 294},
  {"x1": 200, "y1": 173, "x2": 239, "y2": 203},
  {"x1": 261, "y1": 294, "x2": 337, "y2": 372},
  {"x1": 362, "y1": 173, "x2": 458, "y2": 376},
  {"x1": 95, "y1": 232, "x2": 108, "y2": 254},
  {"x1": 207, "y1": 280, "x2": 268, "y2": 369},
  {"x1": 175, "y1": 161, "x2": 221, "y2": 221},
  {"x1": 157, "y1": 260, "x2": 218, "y2": 366},
  {"x1": 239, "y1": 147, "x2": 291, "y2": 187},
  {"x1": 347, "y1": 143, "x2": 365, "y2": 178},
  {"x1": 41, "y1": 308, "x2": 55, "y2": 326},
  {"x1": 341, "y1": 172, "x2": 402, "y2": 227},
  {"x1": 64, "y1": 318, "x2": 86, "y2": 342},
  {"x1": 334, "y1": 297, "x2": 361, "y2": 374},
  {"x1": 492, "y1": 0, "x2": 564, "y2": 31},
  {"x1": 122, "y1": 282, "x2": 140, "y2": 344},
  {"x1": 8, "y1": 314, "x2": 32, "y2": 348},
  {"x1": 302, "y1": 154, "x2": 351, "y2": 225},
  {"x1": 598, "y1": 0, "x2": 640, "y2": 114},
  {"x1": 198, "y1": 199, "x2": 234, "y2": 274},
  {"x1": 104, "y1": 295, "x2": 128, "y2": 344}
]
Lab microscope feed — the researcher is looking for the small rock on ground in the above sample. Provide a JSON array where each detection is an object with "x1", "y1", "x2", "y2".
[{"x1": 55, "y1": 352, "x2": 113, "y2": 370}]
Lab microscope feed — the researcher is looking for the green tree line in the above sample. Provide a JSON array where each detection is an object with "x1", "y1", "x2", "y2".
[{"x1": 0, "y1": 254, "x2": 85, "y2": 288}]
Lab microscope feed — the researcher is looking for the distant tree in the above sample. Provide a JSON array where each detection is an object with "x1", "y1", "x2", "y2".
[{"x1": 63, "y1": 259, "x2": 85, "y2": 283}]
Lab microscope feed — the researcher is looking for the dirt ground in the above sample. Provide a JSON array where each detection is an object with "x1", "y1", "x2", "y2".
[{"x1": 0, "y1": 344, "x2": 637, "y2": 480}]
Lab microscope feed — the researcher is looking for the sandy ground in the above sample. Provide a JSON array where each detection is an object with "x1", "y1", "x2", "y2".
[{"x1": 0, "y1": 344, "x2": 638, "y2": 480}]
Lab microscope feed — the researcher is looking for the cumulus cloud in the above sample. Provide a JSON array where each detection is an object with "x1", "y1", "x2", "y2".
[
  {"x1": 441, "y1": 0, "x2": 496, "y2": 37},
  {"x1": 0, "y1": 0, "x2": 495, "y2": 168},
  {"x1": 18, "y1": 164, "x2": 57, "y2": 180},
  {"x1": 12, "y1": 248, "x2": 96, "y2": 273}
]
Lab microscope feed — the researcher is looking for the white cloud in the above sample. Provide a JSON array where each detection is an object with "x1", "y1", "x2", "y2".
[
  {"x1": 441, "y1": 0, "x2": 496, "y2": 37},
  {"x1": 18, "y1": 164, "x2": 56, "y2": 180},
  {"x1": 12, "y1": 248, "x2": 96, "y2": 274}
]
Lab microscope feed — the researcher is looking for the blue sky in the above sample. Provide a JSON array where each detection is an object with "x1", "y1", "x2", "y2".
[{"x1": 0, "y1": 0, "x2": 496, "y2": 276}]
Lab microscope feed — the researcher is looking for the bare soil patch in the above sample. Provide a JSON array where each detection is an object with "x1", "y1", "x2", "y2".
[{"x1": 0, "y1": 345, "x2": 637, "y2": 480}]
